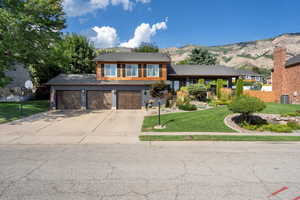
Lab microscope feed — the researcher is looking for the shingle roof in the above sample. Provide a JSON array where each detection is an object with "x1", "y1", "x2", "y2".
[
  {"x1": 94, "y1": 52, "x2": 171, "y2": 62},
  {"x1": 168, "y1": 65, "x2": 242, "y2": 76},
  {"x1": 286, "y1": 55, "x2": 300, "y2": 67},
  {"x1": 46, "y1": 74, "x2": 170, "y2": 85}
]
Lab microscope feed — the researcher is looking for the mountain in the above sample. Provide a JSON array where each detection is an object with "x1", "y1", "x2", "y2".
[{"x1": 160, "y1": 33, "x2": 300, "y2": 69}]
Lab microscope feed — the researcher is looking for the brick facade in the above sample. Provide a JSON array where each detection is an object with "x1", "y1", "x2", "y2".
[{"x1": 272, "y1": 47, "x2": 300, "y2": 104}]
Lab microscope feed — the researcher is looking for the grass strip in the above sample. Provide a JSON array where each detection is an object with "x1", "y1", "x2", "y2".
[{"x1": 140, "y1": 135, "x2": 300, "y2": 142}]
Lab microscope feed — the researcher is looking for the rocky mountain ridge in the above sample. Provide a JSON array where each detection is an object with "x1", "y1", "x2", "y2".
[{"x1": 160, "y1": 33, "x2": 300, "y2": 69}]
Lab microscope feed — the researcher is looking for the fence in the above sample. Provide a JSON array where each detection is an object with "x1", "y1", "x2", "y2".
[{"x1": 244, "y1": 90, "x2": 276, "y2": 102}]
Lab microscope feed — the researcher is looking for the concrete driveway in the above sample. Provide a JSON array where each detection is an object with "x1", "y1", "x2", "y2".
[{"x1": 0, "y1": 110, "x2": 145, "y2": 144}]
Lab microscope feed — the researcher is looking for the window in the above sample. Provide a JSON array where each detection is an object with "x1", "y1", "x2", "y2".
[
  {"x1": 104, "y1": 64, "x2": 117, "y2": 77},
  {"x1": 146, "y1": 64, "x2": 160, "y2": 77},
  {"x1": 126, "y1": 64, "x2": 138, "y2": 77}
]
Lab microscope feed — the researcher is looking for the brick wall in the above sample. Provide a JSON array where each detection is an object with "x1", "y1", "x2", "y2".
[
  {"x1": 244, "y1": 90, "x2": 276, "y2": 102},
  {"x1": 272, "y1": 47, "x2": 300, "y2": 104}
]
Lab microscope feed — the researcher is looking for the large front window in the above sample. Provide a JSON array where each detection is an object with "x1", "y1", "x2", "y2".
[
  {"x1": 146, "y1": 64, "x2": 160, "y2": 77},
  {"x1": 125, "y1": 64, "x2": 138, "y2": 77},
  {"x1": 104, "y1": 64, "x2": 117, "y2": 77}
]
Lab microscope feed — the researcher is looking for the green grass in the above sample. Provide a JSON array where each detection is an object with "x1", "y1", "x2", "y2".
[
  {"x1": 143, "y1": 103, "x2": 300, "y2": 132},
  {"x1": 140, "y1": 135, "x2": 300, "y2": 142},
  {"x1": 262, "y1": 103, "x2": 300, "y2": 114},
  {"x1": 0, "y1": 100, "x2": 49, "y2": 124},
  {"x1": 143, "y1": 106, "x2": 235, "y2": 132}
]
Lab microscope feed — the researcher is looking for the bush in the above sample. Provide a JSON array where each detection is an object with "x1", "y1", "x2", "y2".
[
  {"x1": 187, "y1": 83, "x2": 207, "y2": 101},
  {"x1": 281, "y1": 112, "x2": 300, "y2": 117},
  {"x1": 287, "y1": 122, "x2": 300, "y2": 130},
  {"x1": 228, "y1": 95, "x2": 266, "y2": 121},
  {"x1": 178, "y1": 103, "x2": 197, "y2": 111},
  {"x1": 236, "y1": 79, "x2": 243, "y2": 97},
  {"x1": 258, "y1": 124, "x2": 293, "y2": 133},
  {"x1": 216, "y1": 79, "x2": 223, "y2": 99},
  {"x1": 150, "y1": 81, "x2": 168, "y2": 98},
  {"x1": 176, "y1": 88, "x2": 190, "y2": 106},
  {"x1": 242, "y1": 122, "x2": 293, "y2": 133}
]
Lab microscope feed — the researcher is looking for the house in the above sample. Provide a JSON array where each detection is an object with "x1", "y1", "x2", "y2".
[
  {"x1": 237, "y1": 69, "x2": 263, "y2": 83},
  {"x1": 272, "y1": 47, "x2": 300, "y2": 104},
  {"x1": 46, "y1": 52, "x2": 243, "y2": 110},
  {"x1": 0, "y1": 64, "x2": 33, "y2": 102}
]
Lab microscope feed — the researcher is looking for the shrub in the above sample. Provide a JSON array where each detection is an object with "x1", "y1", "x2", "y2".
[
  {"x1": 228, "y1": 95, "x2": 266, "y2": 123},
  {"x1": 198, "y1": 79, "x2": 205, "y2": 84},
  {"x1": 258, "y1": 124, "x2": 293, "y2": 133},
  {"x1": 216, "y1": 79, "x2": 223, "y2": 99},
  {"x1": 187, "y1": 83, "x2": 207, "y2": 101},
  {"x1": 178, "y1": 103, "x2": 197, "y2": 111},
  {"x1": 236, "y1": 79, "x2": 243, "y2": 97},
  {"x1": 176, "y1": 89, "x2": 190, "y2": 106},
  {"x1": 287, "y1": 122, "x2": 300, "y2": 130},
  {"x1": 242, "y1": 123, "x2": 293, "y2": 133},
  {"x1": 281, "y1": 112, "x2": 300, "y2": 117}
]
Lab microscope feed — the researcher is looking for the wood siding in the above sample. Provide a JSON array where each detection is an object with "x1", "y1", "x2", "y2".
[{"x1": 96, "y1": 61, "x2": 168, "y2": 81}]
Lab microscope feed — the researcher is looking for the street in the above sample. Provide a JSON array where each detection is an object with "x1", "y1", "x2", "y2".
[{"x1": 1, "y1": 142, "x2": 300, "y2": 200}]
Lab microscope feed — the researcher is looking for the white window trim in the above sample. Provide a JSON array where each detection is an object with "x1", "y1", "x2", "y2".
[
  {"x1": 125, "y1": 64, "x2": 139, "y2": 77},
  {"x1": 104, "y1": 64, "x2": 117, "y2": 77},
  {"x1": 146, "y1": 64, "x2": 160, "y2": 77}
]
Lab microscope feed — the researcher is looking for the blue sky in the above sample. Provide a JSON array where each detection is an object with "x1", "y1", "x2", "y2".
[{"x1": 63, "y1": 0, "x2": 300, "y2": 48}]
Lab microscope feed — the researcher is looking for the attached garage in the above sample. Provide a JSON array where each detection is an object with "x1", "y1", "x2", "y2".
[
  {"x1": 117, "y1": 91, "x2": 142, "y2": 109},
  {"x1": 56, "y1": 90, "x2": 81, "y2": 110},
  {"x1": 87, "y1": 90, "x2": 112, "y2": 109}
]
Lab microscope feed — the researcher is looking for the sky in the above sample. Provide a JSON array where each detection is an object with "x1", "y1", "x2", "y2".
[{"x1": 63, "y1": 0, "x2": 300, "y2": 49}]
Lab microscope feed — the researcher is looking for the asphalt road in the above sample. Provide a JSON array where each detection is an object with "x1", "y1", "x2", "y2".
[{"x1": 1, "y1": 142, "x2": 300, "y2": 200}]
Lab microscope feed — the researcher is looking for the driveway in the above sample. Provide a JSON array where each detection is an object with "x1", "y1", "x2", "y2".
[{"x1": 0, "y1": 110, "x2": 145, "y2": 144}]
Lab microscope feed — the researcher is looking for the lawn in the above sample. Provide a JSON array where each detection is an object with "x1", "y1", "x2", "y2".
[
  {"x1": 143, "y1": 106, "x2": 235, "y2": 132},
  {"x1": 0, "y1": 100, "x2": 49, "y2": 124},
  {"x1": 140, "y1": 135, "x2": 300, "y2": 142},
  {"x1": 142, "y1": 103, "x2": 300, "y2": 132},
  {"x1": 261, "y1": 103, "x2": 300, "y2": 114}
]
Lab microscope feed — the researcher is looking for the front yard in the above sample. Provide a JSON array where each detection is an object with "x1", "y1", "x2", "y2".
[
  {"x1": 0, "y1": 100, "x2": 49, "y2": 124},
  {"x1": 142, "y1": 103, "x2": 300, "y2": 132}
]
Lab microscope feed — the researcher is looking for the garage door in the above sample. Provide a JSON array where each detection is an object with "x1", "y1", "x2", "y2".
[
  {"x1": 117, "y1": 91, "x2": 142, "y2": 109},
  {"x1": 87, "y1": 91, "x2": 112, "y2": 109},
  {"x1": 56, "y1": 90, "x2": 81, "y2": 109}
]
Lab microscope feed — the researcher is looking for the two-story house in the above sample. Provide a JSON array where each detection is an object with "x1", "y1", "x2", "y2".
[{"x1": 47, "y1": 52, "x2": 242, "y2": 110}]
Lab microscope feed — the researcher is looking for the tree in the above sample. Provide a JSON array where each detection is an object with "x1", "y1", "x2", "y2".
[
  {"x1": 30, "y1": 34, "x2": 96, "y2": 84},
  {"x1": 134, "y1": 42, "x2": 159, "y2": 53},
  {"x1": 187, "y1": 48, "x2": 217, "y2": 65},
  {"x1": 228, "y1": 95, "x2": 266, "y2": 123},
  {"x1": 0, "y1": 0, "x2": 66, "y2": 86},
  {"x1": 216, "y1": 79, "x2": 223, "y2": 99},
  {"x1": 236, "y1": 79, "x2": 244, "y2": 97}
]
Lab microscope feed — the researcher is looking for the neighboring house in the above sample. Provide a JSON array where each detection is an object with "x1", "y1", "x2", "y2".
[
  {"x1": 46, "y1": 52, "x2": 243, "y2": 110},
  {"x1": 237, "y1": 69, "x2": 264, "y2": 82},
  {"x1": 272, "y1": 47, "x2": 300, "y2": 104},
  {"x1": 0, "y1": 64, "x2": 32, "y2": 102}
]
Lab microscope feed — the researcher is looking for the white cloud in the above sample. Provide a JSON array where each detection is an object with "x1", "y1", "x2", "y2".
[
  {"x1": 63, "y1": 0, "x2": 151, "y2": 17},
  {"x1": 136, "y1": 0, "x2": 151, "y2": 3},
  {"x1": 120, "y1": 19, "x2": 167, "y2": 48},
  {"x1": 90, "y1": 26, "x2": 119, "y2": 48}
]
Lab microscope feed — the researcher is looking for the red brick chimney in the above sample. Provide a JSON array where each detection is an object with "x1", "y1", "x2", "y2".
[{"x1": 272, "y1": 47, "x2": 287, "y2": 101}]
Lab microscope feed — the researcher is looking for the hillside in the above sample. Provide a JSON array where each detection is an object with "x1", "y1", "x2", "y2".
[{"x1": 160, "y1": 33, "x2": 300, "y2": 69}]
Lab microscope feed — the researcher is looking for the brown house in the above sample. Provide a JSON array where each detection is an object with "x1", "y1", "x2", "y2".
[
  {"x1": 272, "y1": 47, "x2": 300, "y2": 104},
  {"x1": 47, "y1": 52, "x2": 243, "y2": 110}
]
